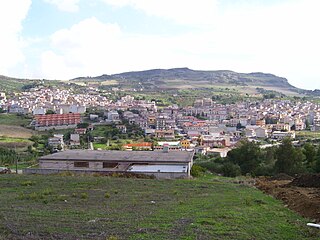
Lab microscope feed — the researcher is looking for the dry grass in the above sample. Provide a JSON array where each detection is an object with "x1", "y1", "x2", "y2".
[{"x1": 0, "y1": 125, "x2": 34, "y2": 139}]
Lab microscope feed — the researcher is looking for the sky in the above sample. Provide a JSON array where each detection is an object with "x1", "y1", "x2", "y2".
[{"x1": 0, "y1": 0, "x2": 320, "y2": 90}]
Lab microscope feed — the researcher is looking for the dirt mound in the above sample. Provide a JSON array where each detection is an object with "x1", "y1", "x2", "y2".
[
  {"x1": 269, "y1": 173, "x2": 294, "y2": 181},
  {"x1": 290, "y1": 174, "x2": 320, "y2": 188},
  {"x1": 255, "y1": 177, "x2": 320, "y2": 221}
]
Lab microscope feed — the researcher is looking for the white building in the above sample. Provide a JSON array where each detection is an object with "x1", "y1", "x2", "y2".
[{"x1": 271, "y1": 131, "x2": 296, "y2": 140}]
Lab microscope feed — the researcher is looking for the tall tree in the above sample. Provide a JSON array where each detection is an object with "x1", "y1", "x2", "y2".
[
  {"x1": 314, "y1": 146, "x2": 320, "y2": 173},
  {"x1": 274, "y1": 138, "x2": 305, "y2": 175},
  {"x1": 303, "y1": 143, "x2": 316, "y2": 171},
  {"x1": 227, "y1": 140, "x2": 262, "y2": 175}
]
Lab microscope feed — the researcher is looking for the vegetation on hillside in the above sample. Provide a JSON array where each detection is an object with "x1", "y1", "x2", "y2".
[{"x1": 195, "y1": 139, "x2": 320, "y2": 177}]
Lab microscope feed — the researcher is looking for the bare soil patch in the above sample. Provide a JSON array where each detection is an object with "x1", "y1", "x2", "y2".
[
  {"x1": 0, "y1": 125, "x2": 34, "y2": 138},
  {"x1": 256, "y1": 174, "x2": 320, "y2": 222}
]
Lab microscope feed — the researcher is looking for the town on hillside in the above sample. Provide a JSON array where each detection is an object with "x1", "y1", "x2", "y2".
[{"x1": 1, "y1": 85, "x2": 320, "y2": 176}]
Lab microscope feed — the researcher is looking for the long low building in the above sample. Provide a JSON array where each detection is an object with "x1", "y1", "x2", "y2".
[{"x1": 24, "y1": 150, "x2": 194, "y2": 179}]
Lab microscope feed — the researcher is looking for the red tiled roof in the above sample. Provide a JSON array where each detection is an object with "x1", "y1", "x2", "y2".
[
  {"x1": 123, "y1": 142, "x2": 152, "y2": 148},
  {"x1": 34, "y1": 113, "x2": 81, "y2": 126}
]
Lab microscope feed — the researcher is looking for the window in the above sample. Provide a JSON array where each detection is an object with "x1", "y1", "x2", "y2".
[
  {"x1": 74, "y1": 161, "x2": 89, "y2": 168},
  {"x1": 103, "y1": 162, "x2": 118, "y2": 168}
]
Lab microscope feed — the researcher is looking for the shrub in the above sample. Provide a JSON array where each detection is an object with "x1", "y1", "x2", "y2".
[
  {"x1": 57, "y1": 194, "x2": 68, "y2": 201},
  {"x1": 104, "y1": 193, "x2": 110, "y2": 199},
  {"x1": 221, "y1": 162, "x2": 241, "y2": 177},
  {"x1": 21, "y1": 181, "x2": 34, "y2": 186},
  {"x1": 42, "y1": 188, "x2": 54, "y2": 195},
  {"x1": 191, "y1": 165, "x2": 206, "y2": 177},
  {"x1": 80, "y1": 192, "x2": 88, "y2": 199},
  {"x1": 106, "y1": 236, "x2": 119, "y2": 240}
]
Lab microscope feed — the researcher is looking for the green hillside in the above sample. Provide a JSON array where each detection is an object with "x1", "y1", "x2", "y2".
[
  {"x1": 1, "y1": 68, "x2": 319, "y2": 97},
  {"x1": 72, "y1": 68, "x2": 301, "y2": 93},
  {"x1": 0, "y1": 174, "x2": 318, "y2": 239},
  {"x1": 0, "y1": 75, "x2": 35, "y2": 92}
]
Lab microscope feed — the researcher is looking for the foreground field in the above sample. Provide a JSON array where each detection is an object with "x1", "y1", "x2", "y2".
[{"x1": 0, "y1": 174, "x2": 319, "y2": 240}]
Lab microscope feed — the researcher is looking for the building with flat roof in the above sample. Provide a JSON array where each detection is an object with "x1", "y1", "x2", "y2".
[
  {"x1": 24, "y1": 150, "x2": 194, "y2": 179},
  {"x1": 34, "y1": 113, "x2": 81, "y2": 131}
]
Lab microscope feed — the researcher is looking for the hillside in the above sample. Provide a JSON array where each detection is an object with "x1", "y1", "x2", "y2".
[
  {"x1": 1, "y1": 68, "x2": 318, "y2": 97},
  {"x1": 0, "y1": 75, "x2": 36, "y2": 92},
  {"x1": 0, "y1": 76, "x2": 76, "y2": 93},
  {"x1": 72, "y1": 68, "x2": 299, "y2": 92},
  {"x1": 0, "y1": 174, "x2": 319, "y2": 239}
]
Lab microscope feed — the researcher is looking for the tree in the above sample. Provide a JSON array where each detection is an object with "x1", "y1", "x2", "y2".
[
  {"x1": 274, "y1": 138, "x2": 305, "y2": 175},
  {"x1": 236, "y1": 123, "x2": 244, "y2": 130},
  {"x1": 77, "y1": 122, "x2": 89, "y2": 128},
  {"x1": 314, "y1": 146, "x2": 320, "y2": 173},
  {"x1": 303, "y1": 143, "x2": 316, "y2": 171},
  {"x1": 305, "y1": 119, "x2": 311, "y2": 130},
  {"x1": 46, "y1": 109, "x2": 55, "y2": 114},
  {"x1": 227, "y1": 140, "x2": 262, "y2": 175}
]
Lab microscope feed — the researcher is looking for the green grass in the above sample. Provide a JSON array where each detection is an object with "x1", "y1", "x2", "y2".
[
  {"x1": 0, "y1": 174, "x2": 319, "y2": 240},
  {"x1": 0, "y1": 114, "x2": 31, "y2": 126},
  {"x1": 93, "y1": 143, "x2": 108, "y2": 150},
  {"x1": 0, "y1": 137, "x2": 31, "y2": 143},
  {"x1": 296, "y1": 131, "x2": 320, "y2": 139},
  {"x1": 0, "y1": 137, "x2": 32, "y2": 149}
]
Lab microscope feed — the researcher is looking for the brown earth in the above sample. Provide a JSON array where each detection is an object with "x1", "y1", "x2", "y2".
[
  {"x1": 255, "y1": 174, "x2": 320, "y2": 222},
  {"x1": 0, "y1": 125, "x2": 34, "y2": 138}
]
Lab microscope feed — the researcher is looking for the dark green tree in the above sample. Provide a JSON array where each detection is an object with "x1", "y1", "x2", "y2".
[
  {"x1": 274, "y1": 138, "x2": 305, "y2": 175},
  {"x1": 303, "y1": 143, "x2": 316, "y2": 171},
  {"x1": 314, "y1": 146, "x2": 320, "y2": 173},
  {"x1": 227, "y1": 140, "x2": 262, "y2": 175}
]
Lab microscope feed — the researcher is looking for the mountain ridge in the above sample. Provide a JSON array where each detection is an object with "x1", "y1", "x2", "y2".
[
  {"x1": 1, "y1": 68, "x2": 319, "y2": 96},
  {"x1": 72, "y1": 67, "x2": 296, "y2": 90}
]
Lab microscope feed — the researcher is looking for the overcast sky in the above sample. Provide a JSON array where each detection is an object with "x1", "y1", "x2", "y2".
[{"x1": 1, "y1": 0, "x2": 319, "y2": 90}]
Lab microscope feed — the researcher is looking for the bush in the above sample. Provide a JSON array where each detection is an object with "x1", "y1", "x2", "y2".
[
  {"x1": 21, "y1": 181, "x2": 34, "y2": 186},
  {"x1": 221, "y1": 162, "x2": 241, "y2": 177},
  {"x1": 191, "y1": 165, "x2": 206, "y2": 177},
  {"x1": 80, "y1": 192, "x2": 88, "y2": 199}
]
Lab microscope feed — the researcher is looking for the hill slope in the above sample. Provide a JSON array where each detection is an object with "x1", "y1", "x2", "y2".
[
  {"x1": 0, "y1": 174, "x2": 318, "y2": 239},
  {"x1": 73, "y1": 68, "x2": 298, "y2": 91},
  {"x1": 1, "y1": 68, "x2": 318, "y2": 96}
]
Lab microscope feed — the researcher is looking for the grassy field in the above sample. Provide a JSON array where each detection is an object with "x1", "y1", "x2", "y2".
[
  {"x1": 0, "y1": 125, "x2": 34, "y2": 138},
  {"x1": 0, "y1": 174, "x2": 319, "y2": 240},
  {"x1": 296, "y1": 131, "x2": 320, "y2": 139},
  {"x1": 0, "y1": 137, "x2": 32, "y2": 149},
  {"x1": 0, "y1": 114, "x2": 32, "y2": 126}
]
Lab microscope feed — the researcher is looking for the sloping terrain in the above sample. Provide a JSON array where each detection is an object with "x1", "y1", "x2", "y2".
[
  {"x1": 0, "y1": 125, "x2": 34, "y2": 138},
  {"x1": 0, "y1": 174, "x2": 319, "y2": 240},
  {"x1": 72, "y1": 68, "x2": 300, "y2": 93},
  {"x1": 256, "y1": 174, "x2": 320, "y2": 222}
]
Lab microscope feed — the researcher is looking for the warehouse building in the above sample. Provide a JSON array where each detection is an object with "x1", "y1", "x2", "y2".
[{"x1": 24, "y1": 150, "x2": 194, "y2": 179}]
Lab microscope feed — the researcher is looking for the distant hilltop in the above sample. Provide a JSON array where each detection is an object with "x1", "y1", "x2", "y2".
[
  {"x1": 73, "y1": 67, "x2": 295, "y2": 89},
  {"x1": 1, "y1": 68, "x2": 320, "y2": 96}
]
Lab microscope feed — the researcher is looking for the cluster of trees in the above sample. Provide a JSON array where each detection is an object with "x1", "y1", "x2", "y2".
[
  {"x1": 0, "y1": 148, "x2": 18, "y2": 165},
  {"x1": 0, "y1": 147, "x2": 36, "y2": 165},
  {"x1": 195, "y1": 138, "x2": 320, "y2": 177},
  {"x1": 90, "y1": 122, "x2": 144, "y2": 143}
]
